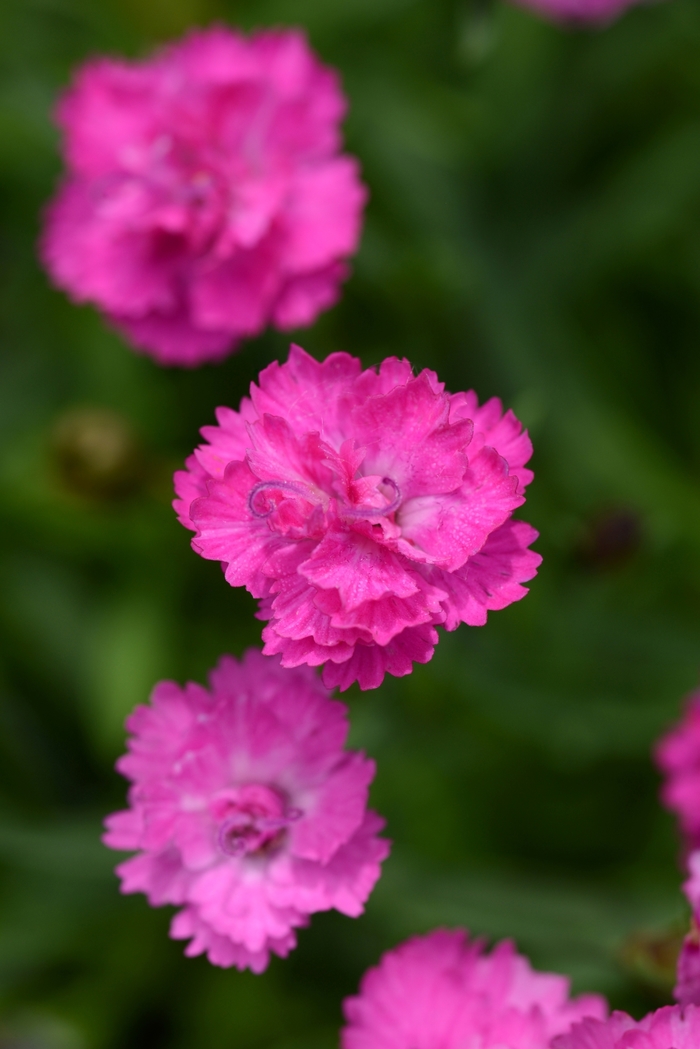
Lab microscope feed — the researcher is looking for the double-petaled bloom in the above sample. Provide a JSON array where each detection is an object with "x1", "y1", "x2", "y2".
[
  {"x1": 553, "y1": 1006, "x2": 700, "y2": 1049},
  {"x1": 175, "y1": 345, "x2": 541, "y2": 690},
  {"x1": 341, "y1": 928, "x2": 607, "y2": 1049},
  {"x1": 41, "y1": 27, "x2": 366, "y2": 366},
  {"x1": 103, "y1": 650, "x2": 389, "y2": 971}
]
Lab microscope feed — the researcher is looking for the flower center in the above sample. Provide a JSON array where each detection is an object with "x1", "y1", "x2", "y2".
[
  {"x1": 214, "y1": 784, "x2": 301, "y2": 859},
  {"x1": 247, "y1": 476, "x2": 402, "y2": 523}
]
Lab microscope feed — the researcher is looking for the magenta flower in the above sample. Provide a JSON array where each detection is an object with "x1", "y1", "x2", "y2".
[
  {"x1": 103, "y1": 650, "x2": 389, "y2": 972},
  {"x1": 510, "y1": 0, "x2": 645, "y2": 24},
  {"x1": 553, "y1": 1006, "x2": 700, "y2": 1049},
  {"x1": 675, "y1": 922, "x2": 700, "y2": 1007},
  {"x1": 654, "y1": 691, "x2": 700, "y2": 854},
  {"x1": 341, "y1": 929, "x2": 607, "y2": 1049},
  {"x1": 41, "y1": 27, "x2": 366, "y2": 367},
  {"x1": 174, "y1": 345, "x2": 541, "y2": 691}
]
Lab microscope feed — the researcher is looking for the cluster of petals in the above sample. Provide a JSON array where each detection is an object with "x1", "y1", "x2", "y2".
[
  {"x1": 41, "y1": 27, "x2": 365, "y2": 366},
  {"x1": 174, "y1": 345, "x2": 541, "y2": 691},
  {"x1": 341, "y1": 928, "x2": 607, "y2": 1049},
  {"x1": 654, "y1": 690, "x2": 700, "y2": 854},
  {"x1": 103, "y1": 649, "x2": 389, "y2": 971},
  {"x1": 553, "y1": 1006, "x2": 700, "y2": 1049},
  {"x1": 510, "y1": 0, "x2": 645, "y2": 24}
]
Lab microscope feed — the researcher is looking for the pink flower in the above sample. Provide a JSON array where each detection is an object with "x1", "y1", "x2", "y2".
[
  {"x1": 341, "y1": 928, "x2": 607, "y2": 1049},
  {"x1": 675, "y1": 922, "x2": 700, "y2": 1007},
  {"x1": 41, "y1": 27, "x2": 366, "y2": 367},
  {"x1": 103, "y1": 649, "x2": 389, "y2": 971},
  {"x1": 654, "y1": 691, "x2": 700, "y2": 854},
  {"x1": 174, "y1": 344, "x2": 541, "y2": 691},
  {"x1": 553, "y1": 1006, "x2": 700, "y2": 1049},
  {"x1": 509, "y1": 0, "x2": 646, "y2": 24}
]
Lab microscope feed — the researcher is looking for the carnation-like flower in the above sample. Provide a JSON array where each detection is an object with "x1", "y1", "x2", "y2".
[
  {"x1": 341, "y1": 928, "x2": 607, "y2": 1049},
  {"x1": 654, "y1": 691, "x2": 700, "y2": 853},
  {"x1": 510, "y1": 0, "x2": 644, "y2": 23},
  {"x1": 553, "y1": 1006, "x2": 700, "y2": 1049},
  {"x1": 103, "y1": 650, "x2": 389, "y2": 971},
  {"x1": 41, "y1": 27, "x2": 366, "y2": 366},
  {"x1": 174, "y1": 345, "x2": 541, "y2": 691},
  {"x1": 675, "y1": 921, "x2": 700, "y2": 1007}
]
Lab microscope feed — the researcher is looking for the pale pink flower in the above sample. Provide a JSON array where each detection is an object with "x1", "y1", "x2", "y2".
[
  {"x1": 510, "y1": 0, "x2": 646, "y2": 24},
  {"x1": 103, "y1": 649, "x2": 389, "y2": 971},
  {"x1": 41, "y1": 27, "x2": 366, "y2": 366},
  {"x1": 654, "y1": 691, "x2": 700, "y2": 854},
  {"x1": 174, "y1": 344, "x2": 541, "y2": 691},
  {"x1": 341, "y1": 928, "x2": 607, "y2": 1049},
  {"x1": 553, "y1": 1006, "x2": 700, "y2": 1049}
]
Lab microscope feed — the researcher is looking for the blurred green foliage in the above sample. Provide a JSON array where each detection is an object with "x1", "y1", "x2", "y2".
[{"x1": 1, "y1": 0, "x2": 700, "y2": 1044}]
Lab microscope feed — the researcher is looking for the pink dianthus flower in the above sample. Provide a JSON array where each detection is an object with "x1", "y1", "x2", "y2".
[
  {"x1": 553, "y1": 1005, "x2": 700, "y2": 1049},
  {"x1": 510, "y1": 0, "x2": 646, "y2": 24},
  {"x1": 675, "y1": 921, "x2": 700, "y2": 1007},
  {"x1": 341, "y1": 928, "x2": 607, "y2": 1049},
  {"x1": 41, "y1": 27, "x2": 366, "y2": 366},
  {"x1": 174, "y1": 344, "x2": 541, "y2": 691},
  {"x1": 103, "y1": 649, "x2": 389, "y2": 971},
  {"x1": 654, "y1": 691, "x2": 700, "y2": 854}
]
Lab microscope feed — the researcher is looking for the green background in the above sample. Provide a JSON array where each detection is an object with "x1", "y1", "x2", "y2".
[{"x1": 1, "y1": 0, "x2": 699, "y2": 1044}]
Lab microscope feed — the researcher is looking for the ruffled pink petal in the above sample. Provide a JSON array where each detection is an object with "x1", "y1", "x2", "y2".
[
  {"x1": 55, "y1": 58, "x2": 159, "y2": 177},
  {"x1": 299, "y1": 530, "x2": 420, "y2": 610},
  {"x1": 280, "y1": 157, "x2": 367, "y2": 272},
  {"x1": 450, "y1": 391, "x2": 534, "y2": 493},
  {"x1": 351, "y1": 372, "x2": 472, "y2": 499},
  {"x1": 432, "y1": 520, "x2": 541, "y2": 630},
  {"x1": 291, "y1": 752, "x2": 375, "y2": 863},
  {"x1": 111, "y1": 306, "x2": 234, "y2": 367},
  {"x1": 252, "y1": 344, "x2": 362, "y2": 441},
  {"x1": 321, "y1": 623, "x2": 438, "y2": 692},
  {"x1": 170, "y1": 905, "x2": 298, "y2": 972},
  {"x1": 397, "y1": 446, "x2": 523, "y2": 572},
  {"x1": 273, "y1": 261, "x2": 348, "y2": 329}
]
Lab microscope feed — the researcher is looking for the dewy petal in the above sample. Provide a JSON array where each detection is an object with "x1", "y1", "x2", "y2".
[
  {"x1": 251, "y1": 343, "x2": 362, "y2": 442},
  {"x1": 430, "y1": 520, "x2": 541, "y2": 630},
  {"x1": 191, "y1": 460, "x2": 288, "y2": 595},
  {"x1": 351, "y1": 371, "x2": 473, "y2": 499},
  {"x1": 299, "y1": 531, "x2": 419, "y2": 611},
  {"x1": 322, "y1": 624, "x2": 438, "y2": 692},
  {"x1": 104, "y1": 650, "x2": 389, "y2": 971},
  {"x1": 450, "y1": 391, "x2": 534, "y2": 493},
  {"x1": 397, "y1": 446, "x2": 524, "y2": 572}
]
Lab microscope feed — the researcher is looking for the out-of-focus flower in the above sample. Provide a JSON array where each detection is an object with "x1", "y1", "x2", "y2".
[
  {"x1": 675, "y1": 919, "x2": 700, "y2": 1007},
  {"x1": 341, "y1": 928, "x2": 607, "y2": 1049},
  {"x1": 553, "y1": 1005, "x2": 700, "y2": 1049},
  {"x1": 510, "y1": 0, "x2": 645, "y2": 25},
  {"x1": 41, "y1": 27, "x2": 366, "y2": 367},
  {"x1": 654, "y1": 691, "x2": 700, "y2": 853},
  {"x1": 103, "y1": 650, "x2": 389, "y2": 971},
  {"x1": 174, "y1": 345, "x2": 541, "y2": 691}
]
